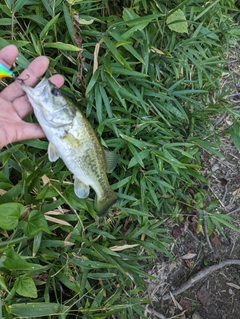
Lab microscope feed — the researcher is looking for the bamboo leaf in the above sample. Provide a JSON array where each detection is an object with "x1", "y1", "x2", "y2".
[
  {"x1": 40, "y1": 13, "x2": 60, "y2": 40},
  {"x1": 10, "y1": 303, "x2": 68, "y2": 317},
  {"x1": 103, "y1": 35, "x2": 132, "y2": 70},
  {"x1": 44, "y1": 42, "x2": 82, "y2": 51},
  {"x1": 14, "y1": 0, "x2": 29, "y2": 13},
  {"x1": 3, "y1": 248, "x2": 31, "y2": 270},
  {"x1": 63, "y1": 3, "x2": 75, "y2": 43}
]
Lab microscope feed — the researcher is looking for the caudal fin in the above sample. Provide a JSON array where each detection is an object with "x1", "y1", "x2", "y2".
[{"x1": 97, "y1": 190, "x2": 118, "y2": 217}]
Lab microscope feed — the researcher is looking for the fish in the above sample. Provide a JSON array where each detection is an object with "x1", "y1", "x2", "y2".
[{"x1": 22, "y1": 78, "x2": 119, "y2": 216}]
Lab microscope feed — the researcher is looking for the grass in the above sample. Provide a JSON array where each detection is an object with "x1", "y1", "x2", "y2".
[{"x1": 0, "y1": 0, "x2": 240, "y2": 318}]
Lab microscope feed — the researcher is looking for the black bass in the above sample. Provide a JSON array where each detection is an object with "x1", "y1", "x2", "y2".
[{"x1": 22, "y1": 78, "x2": 118, "y2": 216}]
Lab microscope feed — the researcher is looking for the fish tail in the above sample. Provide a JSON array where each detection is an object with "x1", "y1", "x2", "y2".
[{"x1": 97, "y1": 190, "x2": 118, "y2": 217}]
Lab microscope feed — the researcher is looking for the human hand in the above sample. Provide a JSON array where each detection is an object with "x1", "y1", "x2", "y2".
[{"x1": 0, "y1": 45, "x2": 64, "y2": 149}]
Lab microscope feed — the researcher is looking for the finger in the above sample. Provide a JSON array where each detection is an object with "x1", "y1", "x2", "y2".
[
  {"x1": 0, "y1": 45, "x2": 18, "y2": 69},
  {"x1": 13, "y1": 74, "x2": 65, "y2": 119},
  {"x1": 16, "y1": 56, "x2": 50, "y2": 86},
  {"x1": 47, "y1": 74, "x2": 65, "y2": 88},
  {"x1": 14, "y1": 122, "x2": 46, "y2": 143},
  {"x1": 1, "y1": 56, "x2": 50, "y2": 102}
]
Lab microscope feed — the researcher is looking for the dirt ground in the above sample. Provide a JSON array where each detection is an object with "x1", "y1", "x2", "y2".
[{"x1": 145, "y1": 44, "x2": 240, "y2": 319}]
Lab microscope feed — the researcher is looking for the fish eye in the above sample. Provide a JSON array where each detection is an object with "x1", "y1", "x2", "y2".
[{"x1": 51, "y1": 88, "x2": 61, "y2": 97}]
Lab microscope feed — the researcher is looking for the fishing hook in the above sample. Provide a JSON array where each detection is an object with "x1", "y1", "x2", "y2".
[{"x1": 13, "y1": 74, "x2": 30, "y2": 82}]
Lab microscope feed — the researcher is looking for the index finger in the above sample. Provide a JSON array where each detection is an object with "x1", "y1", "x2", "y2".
[
  {"x1": 1, "y1": 56, "x2": 50, "y2": 102},
  {"x1": 0, "y1": 44, "x2": 18, "y2": 69}
]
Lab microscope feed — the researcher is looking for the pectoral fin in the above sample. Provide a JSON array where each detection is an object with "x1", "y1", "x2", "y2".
[
  {"x1": 74, "y1": 178, "x2": 90, "y2": 198},
  {"x1": 104, "y1": 150, "x2": 119, "y2": 173},
  {"x1": 48, "y1": 142, "x2": 60, "y2": 162}
]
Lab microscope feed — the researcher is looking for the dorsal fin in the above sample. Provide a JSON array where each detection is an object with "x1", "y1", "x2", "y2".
[{"x1": 104, "y1": 150, "x2": 119, "y2": 173}]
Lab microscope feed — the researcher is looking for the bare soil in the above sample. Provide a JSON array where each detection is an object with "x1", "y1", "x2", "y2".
[{"x1": 145, "y1": 44, "x2": 240, "y2": 319}]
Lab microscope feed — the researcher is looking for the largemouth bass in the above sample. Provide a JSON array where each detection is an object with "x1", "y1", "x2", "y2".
[{"x1": 22, "y1": 78, "x2": 118, "y2": 216}]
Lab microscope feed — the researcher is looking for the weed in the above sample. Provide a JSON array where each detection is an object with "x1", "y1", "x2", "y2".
[{"x1": 0, "y1": 0, "x2": 239, "y2": 317}]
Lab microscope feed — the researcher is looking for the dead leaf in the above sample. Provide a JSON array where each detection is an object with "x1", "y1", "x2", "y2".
[
  {"x1": 219, "y1": 177, "x2": 228, "y2": 186},
  {"x1": 232, "y1": 187, "x2": 240, "y2": 203},
  {"x1": 188, "y1": 220, "x2": 197, "y2": 234},
  {"x1": 210, "y1": 232, "x2": 220, "y2": 245},
  {"x1": 168, "y1": 262, "x2": 177, "y2": 273},
  {"x1": 0, "y1": 189, "x2": 7, "y2": 196},
  {"x1": 110, "y1": 244, "x2": 139, "y2": 251},
  {"x1": 63, "y1": 241, "x2": 74, "y2": 247},
  {"x1": 180, "y1": 250, "x2": 196, "y2": 268},
  {"x1": 72, "y1": 11, "x2": 94, "y2": 26},
  {"x1": 226, "y1": 282, "x2": 240, "y2": 290},
  {"x1": 141, "y1": 233, "x2": 145, "y2": 241},
  {"x1": 196, "y1": 223, "x2": 204, "y2": 236},
  {"x1": 93, "y1": 39, "x2": 103, "y2": 74},
  {"x1": 151, "y1": 47, "x2": 165, "y2": 55},
  {"x1": 170, "y1": 291, "x2": 183, "y2": 310},
  {"x1": 172, "y1": 224, "x2": 183, "y2": 238},
  {"x1": 232, "y1": 187, "x2": 240, "y2": 196},
  {"x1": 180, "y1": 253, "x2": 197, "y2": 260},
  {"x1": 191, "y1": 215, "x2": 198, "y2": 223},
  {"x1": 185, "y1": 259, "x2": 194, "y2": 269},
  {"x1": 197, "y1": 285, "x2": 210, "y2": 306},
  {"x1": 179, "y1": 297, "x2": 192, "y2": 315},
  {"x1": 45, "y1": 215, "x2": 72, "y2": 226},
  {"x1": 42, "y1": 174, "x2": 50, "y2": 185},
  {"x1": 45, "y1": 209, "x2": 70, "y2": 216}
]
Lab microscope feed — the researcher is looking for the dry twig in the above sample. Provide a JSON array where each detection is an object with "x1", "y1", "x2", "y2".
[
  {"x1": 148, "y1": 308, "x2": 167, "y2": 319},
  {"x1": 162, "y1": 259, "x2": 240, "y2": 300}
]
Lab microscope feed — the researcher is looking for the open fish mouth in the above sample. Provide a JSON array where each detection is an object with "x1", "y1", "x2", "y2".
[{"x1": 22, "y1": 77, "x2": 49, "y2": 99}]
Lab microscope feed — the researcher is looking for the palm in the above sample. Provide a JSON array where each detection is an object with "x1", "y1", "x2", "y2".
[{"x1": 0, "y1": 45, "x2": 64, "y2": 148}]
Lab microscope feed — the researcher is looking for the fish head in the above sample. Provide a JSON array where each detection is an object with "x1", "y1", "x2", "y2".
[{"x1": 22, "y1": 78, "x2": 74, "y2": 127}]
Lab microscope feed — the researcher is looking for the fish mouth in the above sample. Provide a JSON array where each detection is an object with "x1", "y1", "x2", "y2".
[{"x1": 22, "y1": 77, "x2": 49, "y2": 99}]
